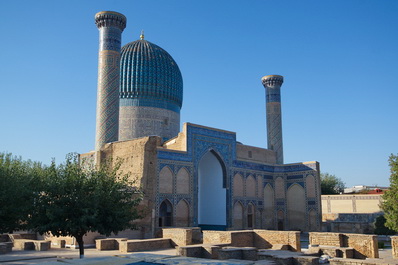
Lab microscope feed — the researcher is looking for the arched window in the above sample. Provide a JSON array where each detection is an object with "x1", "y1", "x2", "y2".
[
  {"x1": 247, "y1": 203, "x2": 254, "y2": 228},
  {"x1": 277, "y1": 210, "x2": 284, "y2": 230},
  {"x1": 159, "y1": 200, "x2": 173, "y2": 227}
]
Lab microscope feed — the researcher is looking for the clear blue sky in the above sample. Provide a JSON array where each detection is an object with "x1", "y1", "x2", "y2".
[{"x1": 0, "y1": 0, "x2": 397, "y2": 187}]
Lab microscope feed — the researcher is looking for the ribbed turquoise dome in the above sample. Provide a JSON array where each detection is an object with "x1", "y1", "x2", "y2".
[{"x1": 119, "y1": 39, "x2": 183, "y2": 113}]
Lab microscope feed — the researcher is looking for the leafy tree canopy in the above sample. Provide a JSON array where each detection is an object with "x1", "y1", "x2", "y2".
[
  {"x1": 320, "y1": 173, "x2": 345, "y2": 195},
  {"x1": 0, "y1": 153, "x2": 44, "y2": 233},
  {"x1": 374, "y1": 215, "x2": 396, "y2": 235},
  {"x1": 1, "y1": 152, "x2": 143, "y2": 258},
  {"x1": 28, "y1": 153, "x2": 143, "y2": 258},
  {"x1": 381, "y1": 154, "x2": 398, "y2": 233}
]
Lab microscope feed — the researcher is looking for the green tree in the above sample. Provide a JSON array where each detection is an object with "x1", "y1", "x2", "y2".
[
  {"x1": 374, "y1": 215, "x2": 396, "y2": 235},
  {"x1": 320, "y1": 173, "x2": 345, "y2": 194},
  {"x1": 380, "y1": 154, "x2": 398, "y2": 233},
  {"x1": 28, "y1": 154, "x2": 143, "y2": 258},
  {"x1": 0, "y1": 153, "x2": 43, "y2": 233}
]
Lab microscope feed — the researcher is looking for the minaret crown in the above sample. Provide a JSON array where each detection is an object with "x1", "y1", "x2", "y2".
[
  {"x1": 261, "y1": 75, "x2": 284, "y2": 87},
  {"x1": 95, "y1": 11, "x2": 126, "y2": 31}
]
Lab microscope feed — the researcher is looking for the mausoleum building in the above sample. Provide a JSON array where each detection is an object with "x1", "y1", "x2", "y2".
[{"x1": 82, "y1": 11, "x2": 322, "y2": 238}]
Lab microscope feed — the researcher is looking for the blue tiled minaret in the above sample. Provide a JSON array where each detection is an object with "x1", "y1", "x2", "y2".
[
  {"x1": 262, "y1": 75, "x2": 284, "y2": 164},
  {"x1": 94, "y1": 11, "x2": 126, "y2": 150}
]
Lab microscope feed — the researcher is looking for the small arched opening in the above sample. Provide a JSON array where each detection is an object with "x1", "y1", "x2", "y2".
[
  {"x1": 159, "y1": 200, "x2": 173, "y2": 227},
  {"x1": 247, "y1": 203, "x2": 254, "y2": 228}
]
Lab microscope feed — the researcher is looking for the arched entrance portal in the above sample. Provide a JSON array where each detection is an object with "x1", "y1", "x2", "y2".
[{"x1": 198, "y1": 151, "x2": 226, "y2": 230}]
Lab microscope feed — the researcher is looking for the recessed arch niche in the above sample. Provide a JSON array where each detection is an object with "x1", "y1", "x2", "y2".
[
  {"x1": 233, "y1": 201, "x2": 244, "y2": 229},
  {"x1": 176, "y1": 199, "x2": 190, "y2": 227},
  {"x1": 263, "y1": 184, "x2": 275, "y2": 229},
  {"x1": 287, "y1": 183, "x2": 306, "y2": 231},
  {"x1": 159, "y1": 166, "x2": 173, "y2": 194},
  {"x1": 198, "y1": 150, "x2": 227, "y2": 228}
]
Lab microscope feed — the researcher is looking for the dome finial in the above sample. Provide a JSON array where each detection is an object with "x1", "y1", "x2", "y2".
[{"x1": 140, "y1": 30, "x2": 144, "y2": 40}]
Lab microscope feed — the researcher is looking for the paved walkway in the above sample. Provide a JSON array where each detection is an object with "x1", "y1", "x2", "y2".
[
  {"x1": 0, "y1": 248, "x2": 276, "y2": 265},
  {"x1": 0, "y1": 247, "x2": 396, "y2": 265}
]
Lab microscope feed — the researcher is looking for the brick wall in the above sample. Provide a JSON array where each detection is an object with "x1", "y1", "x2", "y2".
[
  {"x1": 162, "y1": 228, "x2": 192, "y2": 246},
  {"x1": 43, "y1": 231, "x2": 102, "y2": 247},
  {"x1": 230, "y1": 231, "x2": 254, "y2": 247},
  {"x1": 203, "y1": 231, "x2": 232, "y2": 244},
  {"x1": 309, "y1": 232, "x2": 343, "y2": 247},
  {"x1": 254, "y1": 230, "x2": 301, "y2": 251},
  {"x1": 392, "y1": 236, "x2": 398, "y2": 259},
  {"x1": 203, "y1": 230, "x2": 300, "y2": 251},
  {"x1": 345, "y1": 234, "x2": 379, "y2": 259},
  {"x1": 309, "y1": 232, "x2": 379, "y2": 259},
  {"x1": 99, "y1": 136, "x2": 160, "y2": 238},
  {"x1": 119, "y1": 238, "x2": 172, "y2": 253}
]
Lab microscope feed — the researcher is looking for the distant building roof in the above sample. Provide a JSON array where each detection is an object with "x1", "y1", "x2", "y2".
[{"x1": 344, "y1": 185, "x2": 388, "y2": 194}]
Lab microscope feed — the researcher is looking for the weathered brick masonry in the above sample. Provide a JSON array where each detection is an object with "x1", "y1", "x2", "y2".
[
  {"x1": 309, "y1": 232, "x2": 379, "y2": 259},
  {"x1": 203, "y1": 230, "x2": 300, "y2": 252}
]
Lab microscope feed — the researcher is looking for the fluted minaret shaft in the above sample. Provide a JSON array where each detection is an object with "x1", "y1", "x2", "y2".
[
  {"x1": 94, "y1": 11, "x2": 126, "y2": 150},
  {"x1": 262, "y1": 75, "x2": 284, "y2": 164}
]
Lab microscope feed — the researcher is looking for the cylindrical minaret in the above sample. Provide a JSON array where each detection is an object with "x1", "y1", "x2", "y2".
[
  {"x1": 94, "y1": 11, "x2": 126, "y2": 150},
  {"x1": 262, "y1": 75, "x2": 284, "y2": 164}
]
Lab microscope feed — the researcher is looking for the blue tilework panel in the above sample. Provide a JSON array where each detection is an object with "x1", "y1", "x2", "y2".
[
  {"x1": 287, "y1": 175, "x2": 304, "y2": 179},
  {"x1": 156, "y1": 123, "x2": 321, "y2": 230},
  {"x1": 266, "y1": 91, "x2": 281, "y2": 103}
]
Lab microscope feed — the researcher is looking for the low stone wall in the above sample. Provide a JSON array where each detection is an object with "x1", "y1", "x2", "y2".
[
  {"x1": 0, "y1": 235, "x2": 9, "y2": 242},
  {"x1": 162, "y1": 228, "x2": 192, "y2": 246},
  {"x1": 33, "y1": 241, "x2": 51, "y2": 251},
  {"x1": 218, "y1": 247, "x2": 257, "y2": 261},
  {"x1": 119, "y1": 238, "x2": 172, "y2": 253},
  {"x1": 391, "y1": 236, "x2": 397, "y2": 259},
  {"x1": 9, "y1": 234, "x2": 51, "y2": 251},
  {"x1": 330, "y1": 258, "x2": 386, "y2": 265},
  {"x1": 203, "y1": 230, "x2": 300, "y2": 252},
  {"x1": 309, "y1": 232, "x2": 379, "y2": 259},
  {"x1": 43, "y1": 232, "x2": 102, "y2": 248},
  {"x1": 95, "y1": 238, "x2": 128, "y2": 250},
  {"x1": 203, "y1": 230, "x2": 233, "y2": 245},
  {"x1": 230, "y1": 231, "x2": 254, "y2": 247},
  {"x1": 309, "y1": 232, "x2": 343, "y2": 247},
  {"x1": 50, "y1": 239, "x2": 66, "y2": 249},
  {"x1": 254, "y1": 230, "x2": 301, "y2": 252},
  {"x1": 203, "y1": 230, "x2": 254, "y2": 246},
  {"x1": 178, "y1": 245, "x2": 205, "y2": 258},
  {"x1": 322, "y1": 221, "x2": 375, "y2": 234},
  {"x1": 345, "y1": 234, "x2": 378, "y2": 259},
  {"x1": 0, "y1": 242, "x2": 13, "y2": 254}
]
